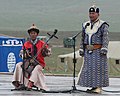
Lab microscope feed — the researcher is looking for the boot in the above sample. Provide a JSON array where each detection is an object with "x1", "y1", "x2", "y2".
[
  {"x1": 27, "y1": 80, "x2": 34, "y2": 91},
  {"x1": 87, "y1": 87, "x2": 102, "y2": 94},
  {"x1": 12, "y1": 81, "x2": 20, "y2": 89},
  {"x1": 91, "y1": 87, "x2": 102, "y2": 94}
]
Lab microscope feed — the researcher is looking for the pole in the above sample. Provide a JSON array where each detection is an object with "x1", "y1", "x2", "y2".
[{"x1": 72, "y1": 37, "x2": 77, "y2": 90}]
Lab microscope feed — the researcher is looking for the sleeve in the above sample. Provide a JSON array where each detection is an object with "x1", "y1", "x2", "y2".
[
  {"x1": 79, "y1": 24, "x2": 85, "y2": 56},
  {"x1": 101, "y1": 23, "x2": 109, "y2": 55},
  {"x1": 19, "y1": 49, "x2": 23, "y2": 58},
  {"x1": 80, "y1": 24, "x2": 85, "y2": 50}
]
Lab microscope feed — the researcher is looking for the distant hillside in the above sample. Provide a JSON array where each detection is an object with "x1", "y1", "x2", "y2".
[
  {"x1": 108, "y1": 32, "x2": 120, "y2": 41},
  {"x1": 0, "y1": 30, "x2": 119, "y2": 45}
]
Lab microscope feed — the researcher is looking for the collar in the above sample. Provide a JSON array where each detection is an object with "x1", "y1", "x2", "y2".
[
  {"x1": 30, "y1": 39, "x2": 38, "y2": 45},
  {"x1": 91, "y1": 18, "x2": 99, "y2": 25}
]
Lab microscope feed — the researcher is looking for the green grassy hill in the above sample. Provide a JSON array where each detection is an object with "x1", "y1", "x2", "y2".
[{"x1": 0, "y1": 30, "x2": 120, "y2": 45}]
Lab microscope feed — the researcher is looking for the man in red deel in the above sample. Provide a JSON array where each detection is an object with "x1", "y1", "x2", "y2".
[{"x1": 12, "y1": 24, "x2": 51, "y2": 91}]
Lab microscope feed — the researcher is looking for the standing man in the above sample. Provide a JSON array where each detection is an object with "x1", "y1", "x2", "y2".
[
  {"x1": 12, "y1": 24, "x2": 51, "y2": 91},
  {"x1": 77, "y1": 5, "x2": 109, "y2": 94}
]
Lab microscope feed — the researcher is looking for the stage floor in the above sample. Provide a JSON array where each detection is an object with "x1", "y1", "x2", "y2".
[{"x1": 0, "y1": 74, "x2": 120, "y2": 96}]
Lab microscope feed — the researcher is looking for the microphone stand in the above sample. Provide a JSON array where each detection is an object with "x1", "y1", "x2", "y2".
[
  {"x1": 61, "y1": 32, "x2": 84, "y2": 93},
  {"x1": 43, "y1": 31, "x2": 86, "y2": 93},
  {"x1": 71, "y1": 32, "x2": 81, "y2": 91}
]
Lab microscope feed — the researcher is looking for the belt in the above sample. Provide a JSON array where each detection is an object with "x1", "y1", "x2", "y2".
[{"x1": 85, "y1": 44, "x2": 102, "y2": 51}]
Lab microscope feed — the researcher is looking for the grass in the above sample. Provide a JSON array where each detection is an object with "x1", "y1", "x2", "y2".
[
  {"x1": 44, "y1": 46, "x2": 120, "y2": 77},
  {"x1": 44, "y1": 47, "x2": 78, "y2": 74}
]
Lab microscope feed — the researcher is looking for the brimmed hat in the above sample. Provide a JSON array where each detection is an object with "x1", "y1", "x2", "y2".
[
  {"x1": 27, "y1": 24, "x2": 39, "y2": 34},
  {"x1": 89, "y1": 5, "x2": 99, "y2": 13}
]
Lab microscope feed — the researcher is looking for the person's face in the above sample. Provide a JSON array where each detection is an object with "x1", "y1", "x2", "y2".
[
  {"x1": 89, "y1": 12, "x2": 99, "y2": 22},
  {"x1": 29, "y1": 31, "x2": 38, "y2": 40}
]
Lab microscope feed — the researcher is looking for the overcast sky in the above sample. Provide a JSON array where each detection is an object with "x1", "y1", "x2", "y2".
[{"x1": 0, "y1": 0, "x2": 119, "y2": 32}]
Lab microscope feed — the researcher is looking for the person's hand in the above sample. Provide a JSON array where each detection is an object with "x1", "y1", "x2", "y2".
[
  {"x1": 79, "y1": 49, "x2": 84, "y2": 57},
  {"x1": 41, "y1": 47, "x2": 51, "y2": 57},
  {"x1": 30, "y1": 59, "x2": 35, "y2": 63},
  {"x1": 100, "y1": 48, "x2": 107, "y2": 56}
]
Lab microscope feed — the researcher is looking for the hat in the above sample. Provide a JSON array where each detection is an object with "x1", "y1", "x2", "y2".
[
  {"x1": 89, "y1": 5, "x2": 99, "y2": 13},
  {"x1": 28, "y1": 24, "x2": 39, "y2": 34}
]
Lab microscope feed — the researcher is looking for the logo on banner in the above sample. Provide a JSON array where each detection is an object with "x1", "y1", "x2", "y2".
[
  {"x1": 2, "y1": 39, "x2": 23, "y2": 46},
  {"x1": 7, "y1": 52, "x2": 16, "y2": 72}
]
